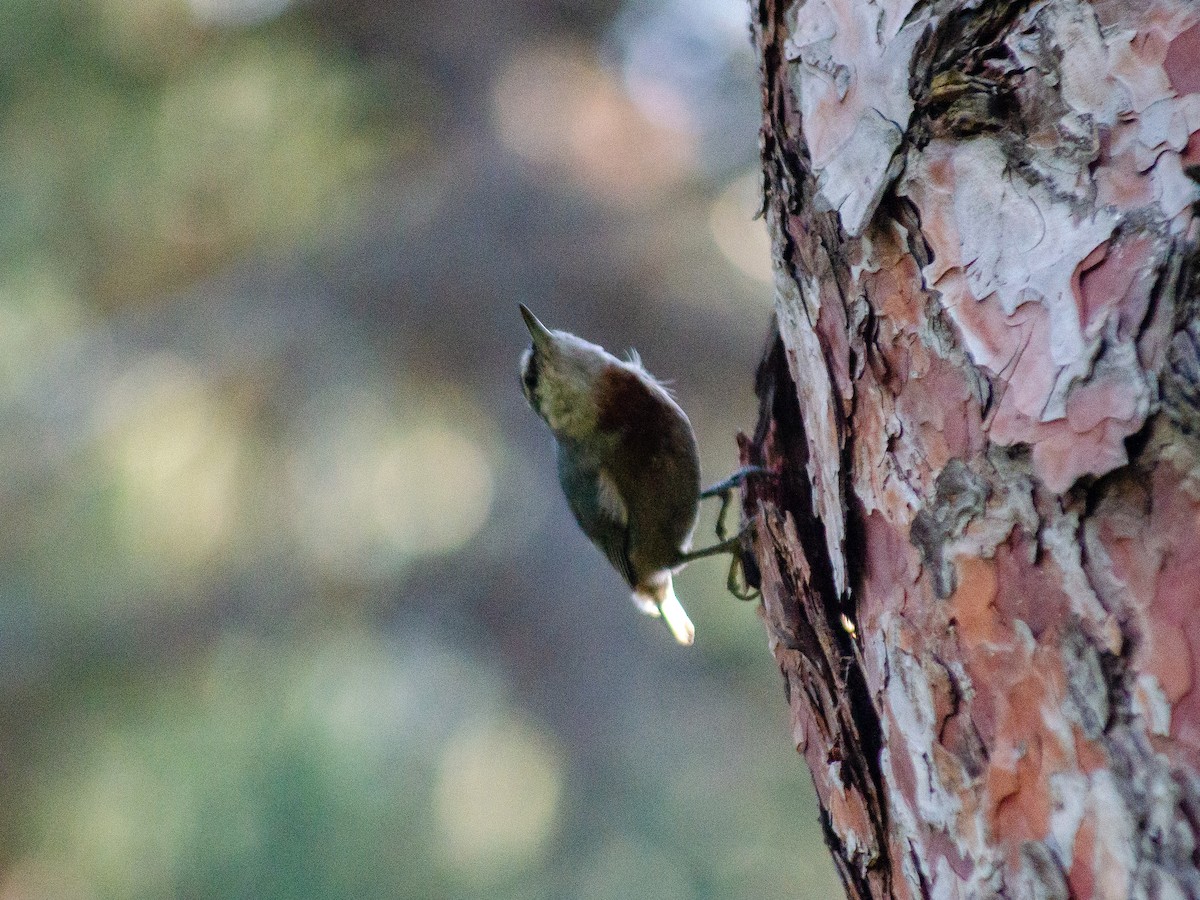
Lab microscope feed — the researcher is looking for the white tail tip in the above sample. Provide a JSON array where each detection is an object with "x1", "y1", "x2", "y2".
[{"x1": 658, "y1": 577, "x2": 695, "y2": 646}]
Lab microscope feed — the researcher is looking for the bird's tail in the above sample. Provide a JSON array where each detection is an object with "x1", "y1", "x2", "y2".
[{"x1": 633, "y1": 573, "x2": 695, "y2": 646}]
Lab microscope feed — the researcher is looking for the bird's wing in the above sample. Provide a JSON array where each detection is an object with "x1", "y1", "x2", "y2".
[{"x1": 556, "y1": 447, "x2": 635, "y2": 586}]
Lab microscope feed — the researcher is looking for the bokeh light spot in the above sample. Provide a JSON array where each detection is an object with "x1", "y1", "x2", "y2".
[
  {"x1": 492, "y1": 42, "x2": 696, "y2": 204},
  {"x1": 709, "y1": 169, "x2": 773, "y2": 283},
  {"x1": 433, "y1": 717, "x2": 564, "y2": 878},
  {"x1": 98, "y1": 355, "x2": 243, "y2": 572},
  {"x1": 370, "y1": 424, "x2": 495, "y2": 556},
  {"x1": 287, "y1": 387, "x2": 497, "y2": 579}
]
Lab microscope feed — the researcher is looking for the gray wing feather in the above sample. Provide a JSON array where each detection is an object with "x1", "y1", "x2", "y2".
[{"x1": 556, "y1": 445, "x2": 635, "y2": 586}]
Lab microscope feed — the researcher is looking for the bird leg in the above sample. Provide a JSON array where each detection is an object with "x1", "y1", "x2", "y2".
[
  {"x1": 726, "y1": 553, "x2": 757, "y2": 602},
  {"x1": 699, "y1": 465, "x2": 766, "y2": 541},
  {"x1": 678, "y1": 523, "x2": 760, "y2": 602},
  {"x1": 681, "y1": 467, "x2": 771, "y2": 602},
  {"x1": 678, "y1": 530, "x2": 747, "y2": 563}
]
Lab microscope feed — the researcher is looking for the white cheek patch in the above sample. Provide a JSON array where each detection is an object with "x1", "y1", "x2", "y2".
[{"x1": 595, "y1": 468, "x2": 628, "y2": 526}]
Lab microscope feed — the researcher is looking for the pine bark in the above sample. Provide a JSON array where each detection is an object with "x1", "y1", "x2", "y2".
[{"x1": 741, "y1": 2, "x2": 1200, "y2": 896}]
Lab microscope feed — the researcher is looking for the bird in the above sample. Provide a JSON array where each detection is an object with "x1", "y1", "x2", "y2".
[{"x1": 518, "y1": 304, "x2": 748, "y2": 645}]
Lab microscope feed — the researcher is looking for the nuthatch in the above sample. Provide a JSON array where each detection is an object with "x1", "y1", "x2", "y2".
[{"x1": 519, "y1": 305, "x2": 750, "y2": 645}]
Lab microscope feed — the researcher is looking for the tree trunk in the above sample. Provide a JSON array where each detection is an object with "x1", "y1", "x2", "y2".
[{"x1": 741, "y1": 1, "x2": 1200, "y2": 897}]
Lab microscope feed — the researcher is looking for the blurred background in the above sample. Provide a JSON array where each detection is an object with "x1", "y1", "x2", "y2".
[{"x1": 0, "y1": 0, "x2": 840, "y2": 897}]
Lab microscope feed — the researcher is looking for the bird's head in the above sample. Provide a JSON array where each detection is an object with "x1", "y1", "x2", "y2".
[{"x1": 519, "y1": 305, "x2": 612, "y2": 439}]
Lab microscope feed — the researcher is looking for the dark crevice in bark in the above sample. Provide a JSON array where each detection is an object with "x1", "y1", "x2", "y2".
[
  {"x1": 821, "y1": 805, "x2": 877, "y2": 900},
  {"x1": 908, "y1": 0, "x2": 1034, "y2": 146},
  {"x1": 747, "y1": 333, "x2": 896, "y2": 896},
  {"x1": 750, "y1": 335, "x2": 838, "y2": 636},
  {"x1": 751, "y1": 0, "x2": 901, "y2": 893},
  {"x1": 1122, "y1": 419, "x2": 1153, "y2": 465},
  {"x1": 1163, "y1": 238, "x2": 1200, "y2": 439},
  {"x1": 887, "y1": 195, "x2": 934, "y2": 270},
  {"x1": 909, "y1": 0, "x2": 1035, "y2": 96},
  {"x1": 841, "y1": 464, "x2": 885, "y2": 777},
  {"x1": 1094, "y1": 645, "x2": 1129, "y2": 732}
]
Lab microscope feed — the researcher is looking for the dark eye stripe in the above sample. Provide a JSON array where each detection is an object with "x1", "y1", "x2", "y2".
[{"x1": 522, "y1": 351, "x2": 539, "y2": 396}]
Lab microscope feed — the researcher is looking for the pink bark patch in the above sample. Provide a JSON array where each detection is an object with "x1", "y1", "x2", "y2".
[
  {"x1": 938, "y1": 525, "x2": 1093, "y2": 862},
  {"x1": 1065, "y1": 376, "x2": 1142, "y2": 434},
  {"x1": 861, "y1": 510, "x2": 919, "y2": 633},
  {"x1": 885, "y1": 715, "x2": 921, "y2": 818},
  {"x1": 924, "y1": 827, "x2": 974, "y2": 881},
  {"x1": 1076, "y1": 235, "x2": 1154, "y2": 337},
  {"x1": 989, "y1": 734, "x2": 1053, "y2": 845},
  {"x1": 1150, "y1": 505, "x2": 1200, "y2": 755},
  {"x1": 825, "y1": 777, "x2": 876, "y2": 860},
  {"x1": 874, "y1": 253, "x2": 927, "y2": 331},
  {"x1": 992, "y1": 535, "x2": 1073, "y2": 639},
  {"x1": 1147, "y1": 621, "x2": 1193, "y2": 705},
  {"x1": 1164, "y1": 21, "x2": 1200, "y2": 96},
  {"x1": 1030, "y1": 423, "x2": 1126, "y2": 494},
  {"x1": 1096, "y1": 146, "x2": 1157, "y2": 208},
  {"x1": 898, "y1": 137, "x2": 1161, "y2": 492},
  {"x1": 896, "y1": 355, "x2": 985, "y2": 469}
]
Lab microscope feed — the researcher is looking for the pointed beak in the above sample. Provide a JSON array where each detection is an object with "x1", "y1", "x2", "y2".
[{"x1": 519, "y1": 304, "x2": 554, "y2": 351}]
